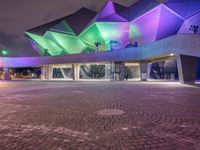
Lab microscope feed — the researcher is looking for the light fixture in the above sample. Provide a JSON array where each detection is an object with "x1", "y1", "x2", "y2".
[{"x1": 1, "y1": 50, "x2": 8, "y2": 55}]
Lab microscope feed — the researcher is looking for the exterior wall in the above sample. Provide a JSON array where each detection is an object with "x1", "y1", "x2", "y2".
[
  {"x1": 0, "y1": 34, "x2": 199, "y2": 84},
  {"x1": 177, "y1": 54, "x2": 198, "y2": 84}
]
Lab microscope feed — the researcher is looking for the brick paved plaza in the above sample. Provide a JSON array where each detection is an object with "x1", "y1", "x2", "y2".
[{"x1": 0, "y1": 81, "x2": 200, "y2": 150}]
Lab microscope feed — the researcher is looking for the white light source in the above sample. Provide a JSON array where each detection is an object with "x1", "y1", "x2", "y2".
[{"x1": 170, "y1": 53, "x2": 175, "y2": 56}]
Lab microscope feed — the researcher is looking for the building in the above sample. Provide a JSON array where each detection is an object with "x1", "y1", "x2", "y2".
[{"x1": 0, "y1": 0, "x2": 200, "y2": 84}]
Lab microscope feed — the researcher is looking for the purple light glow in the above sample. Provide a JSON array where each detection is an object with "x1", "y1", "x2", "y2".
[
  {"x1": 130, "y1": 6, "x2": 161, "y2": 45},
  {"x1": 156, "y1": 5, "x2": 184, "y2": 40},
  {"x1": 130, "y1": 4, "x2": 184, "y2": 45}
]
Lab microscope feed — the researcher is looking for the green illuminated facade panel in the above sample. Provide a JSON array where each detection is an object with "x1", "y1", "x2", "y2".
[
  {"x1": 79, "y1": 23, "x2": 107, "y2": 51},
  {"x1": 96, "y1": 22, "x2": 129, "y2": 48},
  {"x1": 26, "y1": 32, "x2": 63, "y2": 56},
  {"x1": 46, "y1": 31, "x2": 86, "y2": 54}
]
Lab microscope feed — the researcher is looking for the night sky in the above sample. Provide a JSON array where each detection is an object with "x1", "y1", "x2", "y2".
[{"x1": 0, "y1": 0, "x2": 165, "y2": 56}]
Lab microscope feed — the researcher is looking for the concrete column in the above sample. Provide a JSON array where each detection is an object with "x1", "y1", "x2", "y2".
[
  {"x1": 41, "y1": 66, "x2": 47, "y2": 80},
  {"x1": 140, "y1": 63, "x2": 148, "y2": 81},
  {"x1": 177, "y1": 54, "x2": 198, "y2": 84},
  {"x1": 41, "y1": 65, "x2": 53, "y2": 80},
  {"x1": 147, "y1": 63, "x2": 152, "y2": 79},
  {"x1": 4, "y1": 67, "x2": 9, "y2": 80},
  {"x1": 47, "y1": 65, "x2": 53, "y2": 80},
  {"x1": 72, "y1": 64, "x2": 80, "y2": 80},
  {"x1": 120, "y1": 62, "x2": 126, "y2": 81}
]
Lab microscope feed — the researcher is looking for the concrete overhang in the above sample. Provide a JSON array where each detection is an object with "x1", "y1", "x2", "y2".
[{"x1": 0, "y1": 34, "x2": 199, "y2": 68}]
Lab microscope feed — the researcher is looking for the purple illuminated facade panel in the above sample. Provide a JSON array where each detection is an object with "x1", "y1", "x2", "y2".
[
  {"x1": 165, "y1": 0, "x2": 200, "y2": 19},
  {"x1": 96, "y1": 0, "x2": 115, "y2": 20},
  {"x1": 179, "y1": 12, "x2": 200, "y2": 34},
  {"x1": 95, "y1": 1, "x2": 127, "y2": 22},
  {"x1": 130, "y1": 6, "x2": 161, "y2": 45},
  {"x1": 156, "y1": 5, "x2": 184, "y2": 40},
  {"x1": 27, "y1": 38, "x2": 43, "y2": 56},
  {"x1": 130, "y1": 4, "x2": 184, "y2": 45}
]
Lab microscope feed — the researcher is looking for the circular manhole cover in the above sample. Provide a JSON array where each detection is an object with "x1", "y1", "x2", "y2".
[
  {"x1": 72, "y1": 90, "x2": 84, "y2": 94},
  {"x1": 97, "y1": 109, "x2": 125, "y2": 116}
]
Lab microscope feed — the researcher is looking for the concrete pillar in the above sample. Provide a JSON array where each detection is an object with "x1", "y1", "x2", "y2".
[
  {"x1": 41, "y1": 66, "x2": 46, "y2": 80},
  {"x1": 147, "y1": 63, "x2": 152, "y2": 79},
  {"x1": 72, "y1": 64, "x2": 80, "y2": 80},
  {"x1": 4, "y1": 67, "x2": 9, "y2": 80},
  {"x1": 41, "y1": 66, "x2": 53, "y2": 80},
  {"x1": 177, "y1": 54, "x2": 198, "y2": 84},
  {"x1": 47, "y1": 66, "x2": 53, "y2": 80},
  {"x1": 140, "y1": 63, "x2": 148, "y2": 81},
  {"x1": 120, "y1": 62, "x2": 126, "y2": 81}
]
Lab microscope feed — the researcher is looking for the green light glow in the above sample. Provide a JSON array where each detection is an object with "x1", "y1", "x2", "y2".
[
  {"x1": 79, "y1": 23, "x2": 106, "y2": 51},
  {"x1": 46, "y1": 31, "x2": 86, "y2": 54},
  {"x1": 129, "y1": 24, "x2": 138, "y2": 40},
  {"x1": 27, "y1": 22, "x2": 130, "y2": 55},
  {"x1": 79, "y1": 22, "x2": 130, "y2": 50},
  {"x1": 1, "y1": 50, "x2": 8, "y2": 55},
  {"x1": 96, "y1": 22, "x2": 129, "y2": 48},
  {"x1": 26, "y1": 32, "x2": 63, "y2": 56}
]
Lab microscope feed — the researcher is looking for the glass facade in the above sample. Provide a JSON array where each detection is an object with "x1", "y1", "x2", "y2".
[
  {"x1": 80, "y1": 63, "x2": 111, "y2": 80},
  {"x1": 52, "y1": 65, "x2": 73, "y2": 80},
  {"x1": 149, "y1": 59, "x2": 178, "y2": 80},
  {"x1": 125, "y1": 63, "x2": 140, "y2": 80}
]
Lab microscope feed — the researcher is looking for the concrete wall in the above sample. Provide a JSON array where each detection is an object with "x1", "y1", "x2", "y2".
[{"x1": 177, "y1": 55, "x2": 198, "y2": 84}]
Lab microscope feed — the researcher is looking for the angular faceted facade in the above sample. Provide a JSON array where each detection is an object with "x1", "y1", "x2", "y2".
[{"x1": 26, "y1": 0, "x2": 200, "y2": 56}]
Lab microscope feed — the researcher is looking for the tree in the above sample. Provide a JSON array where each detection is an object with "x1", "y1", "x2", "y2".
[{"x1": 189, "y1": 25, "x2": 199, "y2": 34}]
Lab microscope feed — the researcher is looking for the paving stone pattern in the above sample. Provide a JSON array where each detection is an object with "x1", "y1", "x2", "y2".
[{"x1": 0, "y1": 81, "x2": 200, "y2": 150}]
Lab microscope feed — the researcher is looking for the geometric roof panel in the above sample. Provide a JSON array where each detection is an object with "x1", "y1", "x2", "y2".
[
  {"x1": 130, "y1": 6, "x2": 161, "y2": 45},
  {"x1": 165, "y1": 0, "x2": 200, "y2": 19},
  {"x1": 96, "y1": 0, "x2": 116, "y2": 20},
  {"x1": 156, "y1": 5, "x2": 184, "y2": 40},
  {"x1": 50, "y1": 21, "x2": 76, "y2": 35},
  {"x1": 26, "y1": 32, "x2": 63, "y2": 56},
  {"x1": 65, "y1": 7, "x2": 97, "y2": 35},
  {"x1": 128, "y1": 0, "x2": 160, "y2": 21},
  {"x1": 27, "y1": 18, "x2": 63, "y2": 36},
  {"x1": 45, "y1": 31, "x2": 86, "y2": 54}
]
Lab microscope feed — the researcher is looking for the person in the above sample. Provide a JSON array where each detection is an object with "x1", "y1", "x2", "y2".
[{"x1": 124, "y1": 72, "x2": 129, "y2": 82}]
